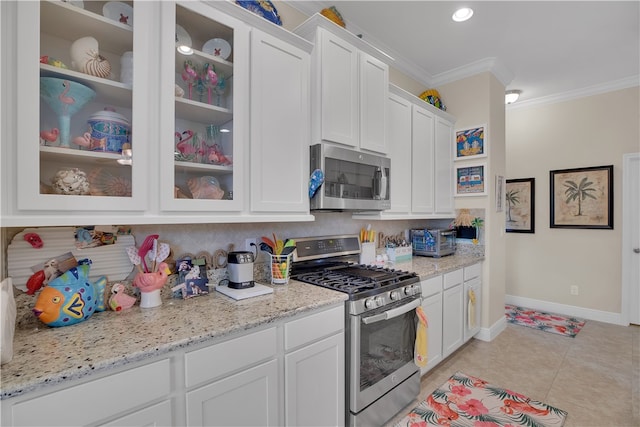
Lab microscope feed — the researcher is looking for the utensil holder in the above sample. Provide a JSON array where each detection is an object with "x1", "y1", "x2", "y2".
[
  {"x1": 359, "y1": 242, "x2": 376, "y2": 265},
  {"x1": 270, "y1": 253, "x2": 292, "y2": 285}
]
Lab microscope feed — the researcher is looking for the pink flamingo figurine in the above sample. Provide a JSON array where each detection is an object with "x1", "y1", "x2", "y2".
[
  {"x1": 175, "y1": 130, "x2": 195, "y2": 156},
  {"x1": 208, "y1": 144, "x2": 232, "y2": 165},
  {"x1": 181, "y1": 60, "x2": 198, "y2": 100},
  {"x1": 40, "y1": 128, "x2": 59, "y2": 145},
  {"x1": 202, "y1": 63, "x2": 218, "y2": 105},
  {"x1": 58, "y1": 80, "x2": 75, "y2": 113},
  {"x1": 72, "y1": 132, "x2": 92, "y2": 149},
  {"x1": 108, "y1": 283, "x2": 136, "y2": 311}
]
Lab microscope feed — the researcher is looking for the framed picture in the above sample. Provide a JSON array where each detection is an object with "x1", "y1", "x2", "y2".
[
  {"x1": 455, "y1": 124, "x2": 487, "y2": 160},
  {"x1": 495, "y1": 175, "x2": 505, "y2": 212},
  {"x1": 506, "y1": 178, "x2": 535, "y2": 233},
  {"x1": 550, "y1": 165, "x2": 613, "y2": 229},
  {"x1": 455, "y1": 163, "x2": 487, "y2": 196}
]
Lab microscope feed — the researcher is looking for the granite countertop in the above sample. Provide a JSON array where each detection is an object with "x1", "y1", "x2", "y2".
[
  {"x1": 1, "y1": 280, "x2": 347, "y2": 400},
  {"x1": 1, "y1": 252, "x2": 483, "y2": 400}
]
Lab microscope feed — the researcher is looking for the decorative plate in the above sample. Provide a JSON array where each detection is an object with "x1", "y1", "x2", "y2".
[
  {"x1": 202, "y1": 38, "x2": 232, "y2": 60},
  {"x1": 102, "y1": 1, "x2": 133, "y2": 27},
  {"x1": 175, "y1": 24, "x2": 192, "y2": 50},
  {"x1": 236, "y1": 0, "x2": 282, "y2": 26}
]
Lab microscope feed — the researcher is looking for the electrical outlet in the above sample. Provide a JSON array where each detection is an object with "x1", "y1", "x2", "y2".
[
  {"x1": 570, "y1": 285, "x2": 579, "y2": 296},
  {"x1": 245, "y1": 238, "x2": 257, "y2": 252}
]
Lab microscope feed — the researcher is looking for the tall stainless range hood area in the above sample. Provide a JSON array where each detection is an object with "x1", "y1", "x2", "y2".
[{"x1": 309, "y1": 144, "x2": 391, "y2": 212}]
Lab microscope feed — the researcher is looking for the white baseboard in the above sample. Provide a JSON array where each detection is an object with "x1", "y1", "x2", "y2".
[
  {"x1": 505, "y1": 295, "x2": 625, "y2": 326},
  {"x1": 475, "y1": 316, "x2": 507, "y2": 342}
]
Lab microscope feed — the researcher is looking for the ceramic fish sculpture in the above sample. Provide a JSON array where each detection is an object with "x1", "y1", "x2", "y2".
[{"x1": 32, "y1": 260, "x2": 107, "y2": 327}]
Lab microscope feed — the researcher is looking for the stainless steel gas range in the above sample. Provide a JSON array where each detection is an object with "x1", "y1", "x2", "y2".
[{"x1": 291, "y1": 235, "x2": 422, "y2": 427}]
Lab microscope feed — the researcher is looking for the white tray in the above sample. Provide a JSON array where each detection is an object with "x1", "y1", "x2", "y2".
[{"x1": 215, "y1": 283, "x2": 273, "y2": 300}]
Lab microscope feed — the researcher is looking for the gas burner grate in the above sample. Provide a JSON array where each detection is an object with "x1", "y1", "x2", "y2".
[{"x1": 294, "y1": 265, "x2": 418, "y2": 295}]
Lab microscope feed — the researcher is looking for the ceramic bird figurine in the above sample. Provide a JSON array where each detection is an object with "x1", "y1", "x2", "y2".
[
  {"x1": 202, "y1": 63, "x2": 218, "y2": 105},
  {"x1": 108, "y1": 283, "x2": 136, "y2": 311},
  {"x1": 40, "y1": 128, "x2": 59, "y2": 145},
  {"x1": 72, "y1": 132, "x2": 91, "y2": 148}
]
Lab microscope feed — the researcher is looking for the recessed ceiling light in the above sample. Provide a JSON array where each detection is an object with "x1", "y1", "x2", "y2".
[
  {"x1": 505, "y1": 90, "x2": 522, "y2": 104},
  {"x1": 452, "y1": 7, "x2": 474, "y2": 22}
]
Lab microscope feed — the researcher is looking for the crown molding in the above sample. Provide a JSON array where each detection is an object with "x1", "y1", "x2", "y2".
[
  {"x1": 430, "y1": 57, "x2": 514, "y2": 88},
  {"x1": 507, "y1": 75, "x2": 640, "y2": 110}
]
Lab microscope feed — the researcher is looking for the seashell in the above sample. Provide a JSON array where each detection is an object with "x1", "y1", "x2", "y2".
[
  {"x1": 175, "y1": 84, "x2": 185, "y2": 98},
  {"x1": 187, "y1": 176, "x2": 224, "y2": 200},
  {"x1": 51, "y1": 168, "x2": 90, "y2": 195},
  {"x1": 83, "y1": 50, "x2": 111, "y2": 79},
  {"x1": 87, "y1": 168, "x2": 132, "y2": 197}
]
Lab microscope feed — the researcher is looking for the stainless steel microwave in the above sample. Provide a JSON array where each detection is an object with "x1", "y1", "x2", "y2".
[{"x1": 310, "y1": 144, "x2": 390, "y2": 211}]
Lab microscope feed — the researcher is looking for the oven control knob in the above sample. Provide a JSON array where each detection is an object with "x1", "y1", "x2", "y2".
[
  {"x1": 364, "y1": 298, "x2": 376, "y2": 309},
  {"x1": 404, "y1": 285, "x2": 416, "y2": 296},
  {"x1": 374, "y1": 296, "x2": 384, "y2": 307},
  {"x1": 389, "y1": 290, "x2": 400, "y2": 300}
]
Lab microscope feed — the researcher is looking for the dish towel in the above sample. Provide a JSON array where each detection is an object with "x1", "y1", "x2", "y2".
[
  {"x1": 468, "y1": 289, "x2": 476, "y2": 329},
  {"x1": 414, "y1": 306, "x2": 428, "y2": 367}
]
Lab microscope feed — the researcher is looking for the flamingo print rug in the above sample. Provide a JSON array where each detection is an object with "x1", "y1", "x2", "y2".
[
  {"x1": 505, "y1": 304, "x2": 586, "y2": 338},
  {"x1": 394, "y1": 372, "x2": 567, "y2": 427}
]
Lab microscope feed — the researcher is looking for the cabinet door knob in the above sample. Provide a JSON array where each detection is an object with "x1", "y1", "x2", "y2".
[{"x1": 634, "y1": 248, "x2": 640, "y2": 254}]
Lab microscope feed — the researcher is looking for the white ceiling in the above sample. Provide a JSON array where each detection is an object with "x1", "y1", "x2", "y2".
[{"x1": 287, "y1": 1, "x2": 640, "y2": 108}]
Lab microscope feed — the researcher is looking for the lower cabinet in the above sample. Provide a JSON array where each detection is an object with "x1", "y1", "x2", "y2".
[
  {"x1": 184, "y1": 304, "x2": 345, "y2": 427},
  {"x1": 442, "y1": 269, "x2": 464, "y2": 358},
  {"x1": 419, "y1": 262, "x2": 483, "y2": 377},
  {"x1": 186, "y1": 360, "x2": 279, "y2": 426},
  {"x1": 463, "y1": 264, "x2": 483, "y2": 342},
  {"x1": 100, "y1": 400, "x2": 173, "y2": 427},
  {"x1": 420, "y1": 276, "x2": 443, "y2": 375},
  {"x1": 3, "y1": 359, "x2": 172, "y2": 427},
  {"x1": 285, "y1": 334, "x2": 345, "y2": 426}
]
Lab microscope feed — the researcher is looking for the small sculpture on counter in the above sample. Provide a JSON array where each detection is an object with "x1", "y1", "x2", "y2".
[
  {"x1": 127, "y1": 236, "x2": 172, "y2": 309},
  {"x1": 25, "y1": 270, "x2": 45, "y2": 295},
  {"x1": 32, "y1": 260, "x2": 107, "y2": 327},
  {"x1": 108, "y1": 283, "x2": 136, "y2": 311}
]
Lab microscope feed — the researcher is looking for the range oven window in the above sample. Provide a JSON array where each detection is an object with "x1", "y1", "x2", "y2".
[{"x1": 358, "y1": 302, "x2": 417, "y2": 390}]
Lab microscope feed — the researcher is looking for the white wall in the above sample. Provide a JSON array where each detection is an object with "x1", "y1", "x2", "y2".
[{"x1": 505, "y1": 86, "x2": 640, "y2": 314}]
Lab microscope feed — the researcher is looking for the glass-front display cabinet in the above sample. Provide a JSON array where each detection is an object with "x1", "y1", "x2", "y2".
[
  {"x1": 159, "y1": 1, "x2": 248, "y2": 212},
  {"x1": 15, "y1": 0, "x2": 149, "y2": 213}
]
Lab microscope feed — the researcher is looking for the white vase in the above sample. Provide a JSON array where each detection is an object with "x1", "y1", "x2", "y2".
[{"x1": 120, "y1": 51, "x2": 133, "y2": 85}]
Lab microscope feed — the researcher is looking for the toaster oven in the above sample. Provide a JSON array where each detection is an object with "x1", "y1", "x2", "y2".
[{"x1": 410, "y1": 229, "x2": 457, "y2": 257}]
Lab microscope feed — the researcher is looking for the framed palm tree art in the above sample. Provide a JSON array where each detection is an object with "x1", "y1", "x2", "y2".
[
  {"x1": 550, "y1": 165, "x2": 613, "y2": 229},
  {"x1": 506, "y1": 178, "x2": 535, "y2": 233}
]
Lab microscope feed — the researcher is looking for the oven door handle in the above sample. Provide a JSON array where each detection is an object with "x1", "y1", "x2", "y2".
[{"x1": 361, "y1": 298, "x2": 421, "y2": 325}]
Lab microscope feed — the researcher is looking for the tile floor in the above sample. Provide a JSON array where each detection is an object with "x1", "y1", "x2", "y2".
[{"x1": 386, "y1": 320, "x2": 640, "y2": 427}]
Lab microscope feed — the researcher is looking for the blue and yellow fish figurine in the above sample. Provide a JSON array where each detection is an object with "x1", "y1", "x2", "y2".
[{"x1": 32, "y1": 260, "x2": 107, "y2": 327}]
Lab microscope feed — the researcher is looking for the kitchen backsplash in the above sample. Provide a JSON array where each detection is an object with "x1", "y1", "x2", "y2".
[{"x1": 1, "y1": 210, "x2": 485, "y2": 279}]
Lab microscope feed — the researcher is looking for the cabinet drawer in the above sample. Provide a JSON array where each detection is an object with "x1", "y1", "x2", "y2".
[
  {"x1": 185, "y1": 327, "x2": 277, "y2": 388},
  {"x1": 420, "y1": 275, "x2": 442, "y2": 298},
  {"x1": 464, "y1": 263, "x2": 482, "y2": 281},
  {"x1": 443, "y1": 268, "x2": 463, "y2": 289},
  {"x1": 285, "y1": 305, "x2": 344, "y2": 351},
  {"x1": 11, "y1": 359, "x2": 170, "y2": 426}
]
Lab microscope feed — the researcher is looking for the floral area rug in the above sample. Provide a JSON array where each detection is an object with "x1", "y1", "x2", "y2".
[
  {"x1": 394, "y1": 372, "x2": 567, "y2": 427},
  {"x1": 505, "y1": 304, "x2": 586, "y2": 338}
]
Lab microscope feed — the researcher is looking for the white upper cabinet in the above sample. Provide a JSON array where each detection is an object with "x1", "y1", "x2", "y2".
[
  {"x1": 1, "y1": 1, "x2": 313, "y2": 225},
  {"x1": 8, "y1": 0, "x2": 152, "y2": 225},
  {"x1": 295, "y1": 14, "x2": 390, "y2": 154},
  {"x1": 249, "y1": 28, "x2": 311, "y2": 214},
  {"x1": 159, "y1": 1, "x2": 248, "y2": 213},
  {"x1": 355, "y1": 85, "x2": 456, "y2": 220}
]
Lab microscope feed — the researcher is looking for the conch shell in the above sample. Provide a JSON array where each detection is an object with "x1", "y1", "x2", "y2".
[
  {"x1": 83, "y1": 49, "x2": 112, "y2": 79},
  {"x1": 51, "y1": 168, "x2": 90, "y2": 195},
  {"x1": 187, "y1": 176, "x2": 224, "y2": 199}
]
